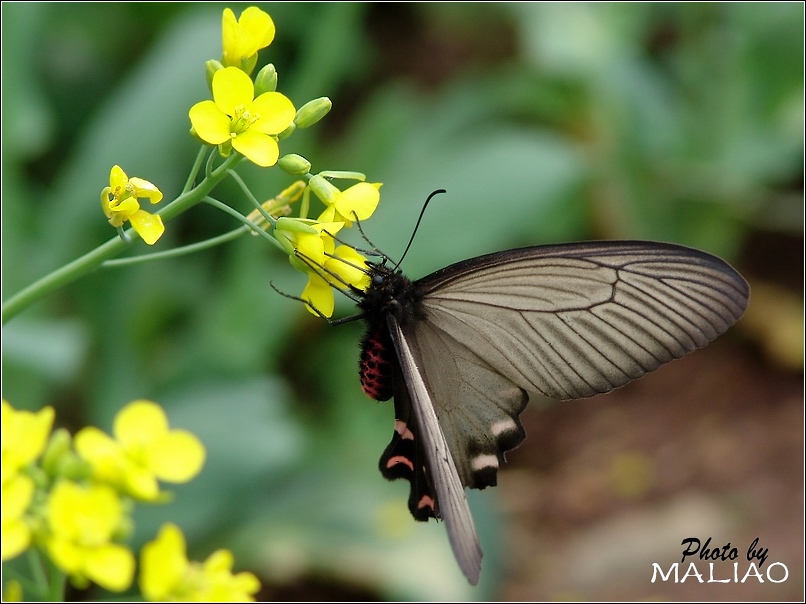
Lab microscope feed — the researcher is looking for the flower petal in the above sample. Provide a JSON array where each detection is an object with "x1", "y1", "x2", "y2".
[
  {"x1": 189, "y1": 100, "x2": 232, "y2": 145},
  {"x1": 231, "y1": 129, "x2": 279, "y2": 167},
  {"x1": 109, "y1": 165, "x2": 128, "y2": 188},
  {"x1": 294, "y1": 231, "x2": 326, "y2": 265},
  {"x1": 1, "y1": 517, "x2": 31, "y2": 561},
  {"x1": 147, "y1": 430, "x2": 205, "y2": 483},
  {"x1": 75, "y1": 427, "x2": 126, "y2": 484},
  {"x1": 1, "y1": 403, "x2": 54, "y2": 474},
  {"x1": 140, "y1": 524, "x2": 188, "y2": 601},
  {"x1": 114, "y1": 401, "x2": 169, "y2": 451},
  {"x1": 123, "y1": 463, "x2": 160, "y2": 501},
  {"x1": 317, "y1": 206, "x2": 337, "y2": 223},
  {"x1": 85, "y1": 544, "x2": 135, "y2": 592},
  {"x1": 213, "y1": 67, "x2": 254, "y2": 115},
  {"x1": 326, "y1": 245, "x2": 370, "y2": 291},
  {"x1": 128, "y1": 177, "x2": 163, "y2": 204},
  {"x1": 240, "y1": 7, "x2": 275, "y2": 49},
  {"x1": 128, "y1": 210, "x2": 165, "y2": 245},
  {"x1": 302, "y1": 273, "x2": 335, "y2": 317},
  {"x1": 250, "y1": 92, "x2": 296, "y2": 135},
  {"x1": 333, "y1": 182, "x2": 381, "y2": 221}
]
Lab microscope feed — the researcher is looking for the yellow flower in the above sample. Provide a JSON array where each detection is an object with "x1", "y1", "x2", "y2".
[
  {"x1": 75, "y1": 400, "x2": 205, "y2": 501},
  {"x1": 1, "y1": 400, "x2": 54, "y2": 482},
  {"x1": 280, "y1": 224, "x2": 370, "y2": 317},
  {"x1": 1, "y1": 400, "x2": 55, "y2": 561},
  {"x1": 100, "y1": 165, "x2": 164, "y2": 245},
  {"x1": 189, "y1": 67, "x2": 295, "y2": 167},
  {"x1": 310, "y1": 178, "x2": 381, "y2": 226},
  {"x1": 1, "y1": 473, "x2": 35, "y2": 561},
  {"x1": 45, "y1": 481, "x2": 135, "y2": 592},
  {"x1": 221, "y1": 7, "x2": 275, "y2": 74},
  {"x1": 140, "y1": 523, "x2": 261, "y2": 602}
]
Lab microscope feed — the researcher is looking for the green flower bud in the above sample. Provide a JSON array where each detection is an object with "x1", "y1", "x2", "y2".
[
  {"x1": 276, "y1": 217, "x2": 319, "y2": 234},
  {"x1": 288, "y1": 255, "x2": 310, "y2": 274},
  {"x1": 274, "y1": 232, "x2": 296, "y2": 255},
  {"x1": 277, "y1": 121, "x2": 296, "y2": 140},
  {"x1": 278, "y1": 154, "x2": 312, "y2": 175},
  {"x1": 241, "y1": 53, "x2": 258, "y2": 76},
  {"x1": 308, "y1": 174, "x2": 339, "y2": 204},
  {"x1": 319, "y1": 170, "x2": 367, "y2": 181},
  {"x1": 254, "y1": 63, "x2": 278, "y2": 96},
  {"x1": 41, "y1": 428, "x2": 72, "y2": 478},
  {"x1": 294, "y1": 97, "x2": 332, "y2": 129},
  {"x1": 205, "y1": 59, "x2": 225, "y2": 94}
]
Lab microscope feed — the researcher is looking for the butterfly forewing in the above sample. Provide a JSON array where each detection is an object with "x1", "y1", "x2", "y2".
[{"x1": 417, "y1": 241, "x2": 749, "y2": 400}]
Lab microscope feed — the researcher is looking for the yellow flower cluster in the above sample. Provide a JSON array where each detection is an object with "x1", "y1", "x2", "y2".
[
  {"x1": 96, "y1": 6, "x2": 383, "y2": 322},
  {"x1": 2, "y1": 400, "x2": 54, "y2": 561},
  {"x1": 272, "y1": 177, "x2": 382, "y2": 317},
  {"x1": 1, "y1": 399, "x2": 258, "y2": 601}
]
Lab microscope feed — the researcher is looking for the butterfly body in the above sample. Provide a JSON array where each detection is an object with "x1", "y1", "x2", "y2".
[{"x1": 351, "y1": 240, "x2": 749, "y2": 585}]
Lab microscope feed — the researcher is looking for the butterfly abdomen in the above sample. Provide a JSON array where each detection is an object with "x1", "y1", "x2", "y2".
[
  {"x1": 359, "y1": 327, "x2": 394, "y2": 401},
  {"x1": 358, "y1": 262, "x2": 426, "y2": 401}
]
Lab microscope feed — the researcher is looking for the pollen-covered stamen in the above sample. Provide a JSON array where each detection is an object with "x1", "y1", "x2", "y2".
[{"x1": 230, "y1": 105, "x2": 261, "y2": 135}]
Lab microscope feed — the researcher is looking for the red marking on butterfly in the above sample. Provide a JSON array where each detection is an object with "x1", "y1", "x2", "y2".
[{"x1": 359, "y1": 327, "x2": 394, "y2": 401}]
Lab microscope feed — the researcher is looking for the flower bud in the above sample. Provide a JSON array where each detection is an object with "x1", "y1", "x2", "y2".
[
  {"x1": 308, "y1": 174, "x2": 339, "y2": 204},
  {"x1": 41, "y1": 428, "x2": 72, "y2": 477},
  {"x1": 276, "y1": 217, "x2": 319, "y2": 235},
  {"x1": 288, "y1": 255, "x2": 310, "y2": 274},
  {"x1": 294, "y1": 97, "x2": 332, "y2": 129},
  {"x1": 254, "y1": 63, "x2": 278, "y2": 96},
  {"x1": 205, "y1": 60, "x2": 224, "y2": 94},
  {"x1": 278, "y1": 154, "x2": 312, "y2": 175},
  {"x1": 277, "y1": 121, "x2": 296, "y2": 140}
]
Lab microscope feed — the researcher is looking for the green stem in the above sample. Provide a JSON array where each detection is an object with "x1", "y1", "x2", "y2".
[
  {"x1": 1, "y1": 153, "x2": 242, "y2": 324},
  {"x1": 102, "y1": 226, "x2": 249, "y2": 267}
]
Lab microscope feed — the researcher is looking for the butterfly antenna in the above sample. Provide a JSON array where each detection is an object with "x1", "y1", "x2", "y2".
[
  {"x1": 331, "y1": 221, "x2": 388, "y2": 261},
  {"x1": 393, "y1": 188, "x2": 446, "y2": 271}
]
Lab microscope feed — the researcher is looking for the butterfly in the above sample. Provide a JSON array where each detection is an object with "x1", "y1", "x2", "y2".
[{"x1": 352, "y1": 239, "x2": 749, "y2": 585}]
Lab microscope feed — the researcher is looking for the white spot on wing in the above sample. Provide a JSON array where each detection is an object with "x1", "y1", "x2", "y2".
[
  {"x1": 491, "y1": 418, "x2": 517, "y2": 437},
  {"x1": 471, "y1": 454, "x2": 499, "y2": 471}
]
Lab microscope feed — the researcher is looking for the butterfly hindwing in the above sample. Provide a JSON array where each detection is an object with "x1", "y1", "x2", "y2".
[
  {"x1": 386, "y1": 315, "x2": 483, "y2": 585},
  {"x1": 398, "y1": 315, "x2": 529, "y2": 490},
  {"x1": 378, "y1": 365, "x2": 438, "y2": 521}
]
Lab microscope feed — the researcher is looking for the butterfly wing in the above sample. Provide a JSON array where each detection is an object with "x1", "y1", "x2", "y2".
[
  {"x1": 417, "y1": 240, "x2": 749, "y2": 400},
  {"x1": 387, "y1": 315, "x2": 483, "y2": 585},
  {"x1": 376, "y1": 240, "x2": 749, "y2": 584}
]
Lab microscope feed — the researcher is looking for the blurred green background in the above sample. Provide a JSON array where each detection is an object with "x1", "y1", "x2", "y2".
[{"x1": 2, "y1": 2, "x2": 803, "y2": 601}]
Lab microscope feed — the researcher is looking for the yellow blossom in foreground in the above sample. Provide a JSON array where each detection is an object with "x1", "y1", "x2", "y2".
[
  {"x1": 1, "y1": 400, "x2": 54, "y2": 482},
  {"x1": 221, "y1": 6, "x2": 275, "y2": 73},
  {"x1": 189, "y1": 67, "x2": 295, "y2": 167},
  {"x1": 1, "y1": 473, "x2": 35, "y2": 561},
  {"x1": 100, "y1": 165, "x2": 164, "y2": 245},
  {"x1": 45, "y1": 481, "x2": 134, "y2": 592},
  {"x1": 75, "y1": 400, "x2": 205, "y2": 501},
  {"x1": 140, "y1": 523, "x2": 260, "y2": 602}
]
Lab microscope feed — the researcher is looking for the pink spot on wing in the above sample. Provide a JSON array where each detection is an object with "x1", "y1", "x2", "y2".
[
  {"x1": 417, "y1": 495, "x2": 435, "y2": 513},
  {"x1": 394, "y1": 419, "x2": 414, "y2": 440},
  {"x1": 387, "y1": 455, "x2": 414, "y2": 472}
]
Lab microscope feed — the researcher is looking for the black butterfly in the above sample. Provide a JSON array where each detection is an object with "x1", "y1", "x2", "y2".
[{"x1": 353, "y1": 240, "x2": 749, "y2": 585}]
